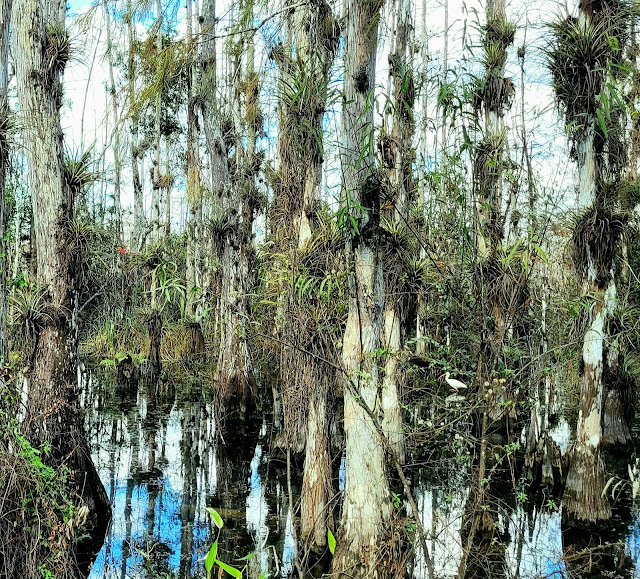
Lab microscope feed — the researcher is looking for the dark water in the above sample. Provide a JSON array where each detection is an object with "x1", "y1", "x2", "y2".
[{"x1": 81, "y1": 368, "x2": 640, "y2": 578}]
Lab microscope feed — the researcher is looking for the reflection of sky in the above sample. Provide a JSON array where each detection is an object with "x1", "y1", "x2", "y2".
[
  {"x1": 246, "y1": 443, "x2": 269, "y2": 576},
  {"x1": 415, "y1": 485, "x2": 467, "y2": 577},
  {"x1": 86, "y1": 373, "x2": 640, "y2": 579},
  {"x1": 281, "y1": 507, "x2": 295, "y2": 579},
  {"x1": 627, "y1": 507, "x2": 640, "y2": 578},
  {"x1": 506, "y1": 507, "x2": 565, "y2": 579},
  {"x1": 88, "y1": 394, "x2": 215, "y2": 579},
  {"x1": 415, "y1": 482, "x2": 569, "y2": 579},
  {"x1": 85, "y1": 376, "x2": 294, "y2": 579}
]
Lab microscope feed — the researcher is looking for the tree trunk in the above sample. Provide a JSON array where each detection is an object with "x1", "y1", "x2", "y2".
[
  {"x1": 380, "y1": 0, "x2": 415, "y2": 464},
  {"x1": 103, "y1": 0, "x2": 122, "y2": 241},
  {"x1": 270, "y1": 0, "x2": 338, "y2": 555},
  {"x1": 150, "y1": 0, "x2": 163, "y2": 244},
  {"x1": 185, "y1": 0, "x2": 202, "y2": 320},
  {"x1": 0, "y1": 0, "x2": 10, "y2": 365},
  {"x1": 564, "y1": 280, "x2": 614, "y2": 520},
  {"x1": 332, "y1": 0, "x2": 392, "y2": 576},
  {"x1": 213, "y1": 0, "x2": 259, "y2": 409},
  {"x1": 14, "y1": 0, "x2": 110, "y2": 571},
  {"x1": 301, "y1": 376, "x2": 332, "y2": 548},
  {"x1": 127, "y1": 0, "x2": 144, "y2": 250}
]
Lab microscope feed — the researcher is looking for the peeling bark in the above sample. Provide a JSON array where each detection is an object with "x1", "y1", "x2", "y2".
[
  {"x1": 564, "y1": 282, "x2": 615, "y2": 521},
  {"x1": 332, "y1": 0, "x2": 393, "y2": 576},
  {"x1": 301, "y1": 380, "x2": 332, "y2": 548},
  {"x1": 0, "y1": 0, "x2": 9, "y2": 365},
  {"x1": 14, "y1": 0, "x2": 110, "y2": 570},
  {"x1": 185, "y1": 0, "x2": 202, "y2": 320},
  {"x1": 213, "y1": 0, "x2": 259, "y2": 408}
]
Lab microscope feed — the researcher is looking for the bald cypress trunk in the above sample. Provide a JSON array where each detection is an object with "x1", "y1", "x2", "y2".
[
  {"x1": 551, "y1": 0, "x2": 635, "y2": 523},
  {"x1": 332, "y1": 0, "x2": 393, "y2": 576},
  {"x1": 214, "y1": 0, "x2": 260, "y2": 408},
  {"x1": 185, "y1": 0, "x2": 202, "y2": 320},
  {"x1": 269, "y1": 0, "x2": 339, "y2": 554},
  {"x1": 127, "y1": 0, "x2": 145, "y2": 250},
  {"x1": 563, "y1": 106, "x2": 611, "y2": 521},
  {"x1": 14, "y1": 0, "x2": 110, "y2": 570},
  {"x1": 103, "y1": 0, "x2": 122, "y2": 241},
  {"x1": 0, "y1": 0, "x2": 10, "y2": 365},
  {"x1": 381, "y1": 0, "x2": 415, "y2": 464},
  {"x1": 150, "y1": 0, "x2": 163, "y2": 244}
]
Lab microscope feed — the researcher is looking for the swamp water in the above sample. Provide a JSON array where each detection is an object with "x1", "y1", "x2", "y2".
[{"x1": 81, "y1": 369, "x2": 640, "y2": 578}]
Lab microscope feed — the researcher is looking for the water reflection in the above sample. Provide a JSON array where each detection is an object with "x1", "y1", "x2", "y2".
[
  {"x1": 83, "y1": 372, "x2": 295, "y2": 579},
  {"x1": 82, "y1": 370, "x2": 640, "y2": 579}
]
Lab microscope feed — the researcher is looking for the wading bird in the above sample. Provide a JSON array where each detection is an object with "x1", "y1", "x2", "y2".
[{"x1": 439, "y1": 371, "x2": 468, "y2": 392}]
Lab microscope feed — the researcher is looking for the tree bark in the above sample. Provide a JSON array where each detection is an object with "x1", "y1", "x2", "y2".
[
  {"x1": 103, "y1": 0, "x2": 122, "y2": 241},
  {"x1": 185, "y1": 0, "x2": 202, "y2": 320},
  {"x1": 213, "y1": 0, "x2": 259, "y2": 409},
  {"x1": 332, "y1": 0, "x2": 393, "y2": 576},
  {"x1": 14, "y1": 0, "x2": 110, "y2": 571},
  {"x1": 564, "y1": 279, "x2": 615, "y2": 520},
  {"x1": 562, "y1": 0, "x2": 625, "y2": 522},
  {"x1": 270, "y1": 0, "x2": 339, "y2": 554},
  {"x1": 150, "y1": 0, "x2": 163, "y2": 244},
  {"x1": 381, "y1": 0, "x2": 415, "y2": 464},
  {"x1": 0, "y1": 0, "x2": 10, "y2": 365},
  {"x1": 127, "y1": 0, "x2": 145, "y2": 250}
]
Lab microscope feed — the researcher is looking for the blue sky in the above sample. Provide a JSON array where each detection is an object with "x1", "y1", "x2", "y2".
[{"x1": 67, "y1": 0, "x2": 95, "y2": 16}]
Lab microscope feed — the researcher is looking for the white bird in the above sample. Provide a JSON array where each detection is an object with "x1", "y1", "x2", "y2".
[{"x1": 440, "y1": 371, "x2": 468, "y2": 392}]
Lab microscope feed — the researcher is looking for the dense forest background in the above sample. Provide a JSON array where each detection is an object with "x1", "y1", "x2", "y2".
[{"x1": 2, "y1": 0, "x2": 640, "y2": 577}]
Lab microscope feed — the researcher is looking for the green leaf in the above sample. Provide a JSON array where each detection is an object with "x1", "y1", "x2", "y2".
[
  {"x1": 349, "y1": 215, "x2": 359, "y2": 235},
  {"x1": 532, "y1": 243, "x2": 548, "y2": 265},
  {"x1": 207, "y1": 507, "x2": 224, "y2": 529},
  {"x1": 327, "y1": 528, "x2": 336, "y2": 555},
  {"x1": 215, "y1": 559, "x2": 243, "y2": 578},
  {"x1": 235, "y1": 552, "x2": 256, "y2": 562},
  {"x1": 205, "y1": 541, "x2": 218, "y2": 578},
  {"x1": 596, "y1": 108, "x2": 608, "y2": 138}
]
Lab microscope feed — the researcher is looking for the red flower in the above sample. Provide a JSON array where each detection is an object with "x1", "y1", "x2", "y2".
[{"x1": 117, "y1": 247, "x2": 130, "y2": 254}]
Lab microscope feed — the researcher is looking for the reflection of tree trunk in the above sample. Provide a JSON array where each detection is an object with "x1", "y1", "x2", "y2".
[
  {"x1": 14, "y1": 0, "x2": 111, "y2": 571},
  {"x1": 179, "y1": 403, "x2": 200, "y2": 576},
  {"x1": 562, "y1": 525, "x2": 632, "y2": 578},
  {"x1": 458, "y1": 415, "x2": 506, "y2": 578}
]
